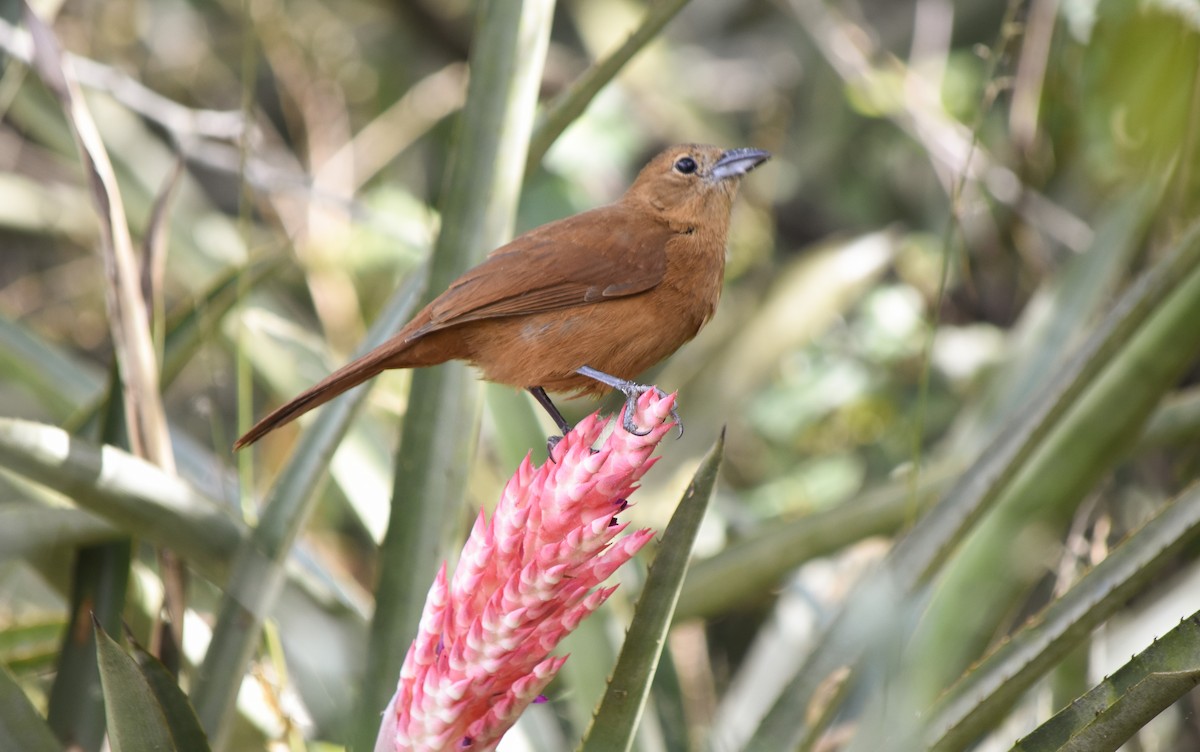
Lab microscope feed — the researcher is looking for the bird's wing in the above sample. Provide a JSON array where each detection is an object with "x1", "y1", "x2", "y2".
[{"x1": 409, "y1": 205, "x2": 672, "y2": 337}]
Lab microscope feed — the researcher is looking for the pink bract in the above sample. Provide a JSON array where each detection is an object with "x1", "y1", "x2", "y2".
[{"x1": 375, "y1": 390, "x2": 677, "y2": 752}]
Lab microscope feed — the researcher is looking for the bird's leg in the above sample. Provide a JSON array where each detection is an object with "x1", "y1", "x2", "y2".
[
  {"x1": 528, "y1": 387, "x2": 573, "y2": 434},
  {"x1": 575, "y1": 365, "x2": 684, "y2": 437},
  {"x1": 528, "y1": 387, "x2": 573, "y2": 453}
]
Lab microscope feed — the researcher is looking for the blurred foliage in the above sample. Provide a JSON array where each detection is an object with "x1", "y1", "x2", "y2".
[{"x1": 2, "y1": 0, "x2": 1200, "y2": 749}]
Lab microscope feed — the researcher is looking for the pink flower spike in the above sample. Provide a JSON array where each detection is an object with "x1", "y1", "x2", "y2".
[{"x1": 375, "y1": 392, "x2": 679, "y2": 752}]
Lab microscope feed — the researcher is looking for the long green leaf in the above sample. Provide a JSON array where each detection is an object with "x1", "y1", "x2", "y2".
[
  {"x1": 905, "y1": 219, "x2": 1200, "y2": 711},
  {"x1": 579, "y1": 431, "x2": 724, "y2": 752},
  {"x1": 0, "y1": 418, "x2": 365, "y2": 625},
  {"x1": 0, "y1": 419, "x2": 244, "y2": 576},
  {"x1": 190, "y1": 270, "x2": 425, "y2": 746},
  {"x1": 1010, "y1": 611, "x2": 1200, "y2": 752},
  {"x1": 353, "y1": 2, "x2": 555, "y2": 748},
  {"x1": 0, "y1": 505, "x2": 118, "y2": 558},
  {"x1": 47, "y1": 378, "x2": 132, "y2": 752},
  {"x1": 746, "y1": 217, "x2": 1200, "y2": 750},
  {"x1": 926, "y1": 481, "x2": 1200, "y2": 749}
]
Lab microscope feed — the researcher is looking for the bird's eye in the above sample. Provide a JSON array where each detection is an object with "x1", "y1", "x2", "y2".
[{"x1": 673, "y1": 156, "x2": 697, "y2": 174}]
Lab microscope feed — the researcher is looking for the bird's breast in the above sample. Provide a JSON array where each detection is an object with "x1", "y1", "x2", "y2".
[{"x1": 660, "y1": 229, "x2": 726, "y2": 326}]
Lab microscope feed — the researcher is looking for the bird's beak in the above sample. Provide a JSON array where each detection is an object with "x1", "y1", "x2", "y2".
[{"x1": 710, "y1": 147, "x2": 771, "y2": 181}]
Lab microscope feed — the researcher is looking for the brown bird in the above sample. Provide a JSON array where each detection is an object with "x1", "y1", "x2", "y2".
[{"x1": 234, "y1": 144, "x2": 770, "y2": 450}]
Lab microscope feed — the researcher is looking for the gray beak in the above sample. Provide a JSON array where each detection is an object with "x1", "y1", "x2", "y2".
[{"x1": 710, "y1": 147, "x2": 771, "y2": 181}]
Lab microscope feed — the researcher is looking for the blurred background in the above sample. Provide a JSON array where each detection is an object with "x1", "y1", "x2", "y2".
[{"x1": 2, "y1": 0, "x2": 1200, "y2": 749}]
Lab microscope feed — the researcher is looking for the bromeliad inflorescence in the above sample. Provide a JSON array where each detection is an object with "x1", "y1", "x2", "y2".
[{"x1": 374, "y1": 390, "x2": 677, "y2": 752}]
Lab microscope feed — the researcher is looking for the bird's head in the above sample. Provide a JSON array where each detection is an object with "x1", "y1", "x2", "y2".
[{"x1": 623, "y1": 144, "x2": 770, "y2": 228}]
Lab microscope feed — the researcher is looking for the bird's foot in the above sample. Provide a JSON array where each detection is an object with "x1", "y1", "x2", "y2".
[
  {"x1": 616, "y1": 383, "x2": 684, "y2": 437},
  {"x1": 575, "y1": 366, "x2": 683, "y2": 438}
]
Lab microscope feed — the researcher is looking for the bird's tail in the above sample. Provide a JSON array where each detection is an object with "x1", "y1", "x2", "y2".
[{"x1": 234, "y1": 343, "x2": 401, "y2": 450}]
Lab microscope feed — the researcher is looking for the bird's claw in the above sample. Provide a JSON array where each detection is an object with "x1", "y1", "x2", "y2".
[
  {"x1": 573, "y1": 366, "x2": 683, "y2": 438},
  {"x1": 618, "y1": 385, "x2": 684, "y2": 438}
]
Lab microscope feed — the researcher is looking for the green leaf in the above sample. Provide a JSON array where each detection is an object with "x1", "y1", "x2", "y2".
[
  {"x1": 579, "y1": 430, "x2": 724, "y2": 752},
  {"x1": 48, "y1": 542, "x2": 131, "y2": 751},
  {"x1": 0, "y1": 418, "x2": 245, "y2": 578},
  {"x1": 95, "y1": 621, "x2": 211, "y2": 752},
  {"x1": 190, "y1": 271, "x2": 425, "y2": 745},
  {"x1": 0, "y1": 662, "x2": 59, "y2": 752},
  {"x1": 0, "y1": 505, "x2": 118, "y2": 560},
  {"x1": 554, "y1": 593, "x2": 622, "y2": 740},
  {"x1": 746, "y1": 214, "x2": 1200, "y2": 750},
  {"x1": 124, "y1": 629, "x2": 211, "y2": 751},
  {"x1": 1011, "y1": 612, "x2": 1200, "y2": 752},
  {"x1": 0, "y1": 418, "x2": 368, "y2": 653},
  {"x1": 926, "y1": 481, "x2": 1200, "y2": 750},
  {"x1": 352, "y1": 2, "x2": 555, "y2": 749},
  {"x1": 905, "y1": 218, "x2": 1200, "y2": 709}
]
